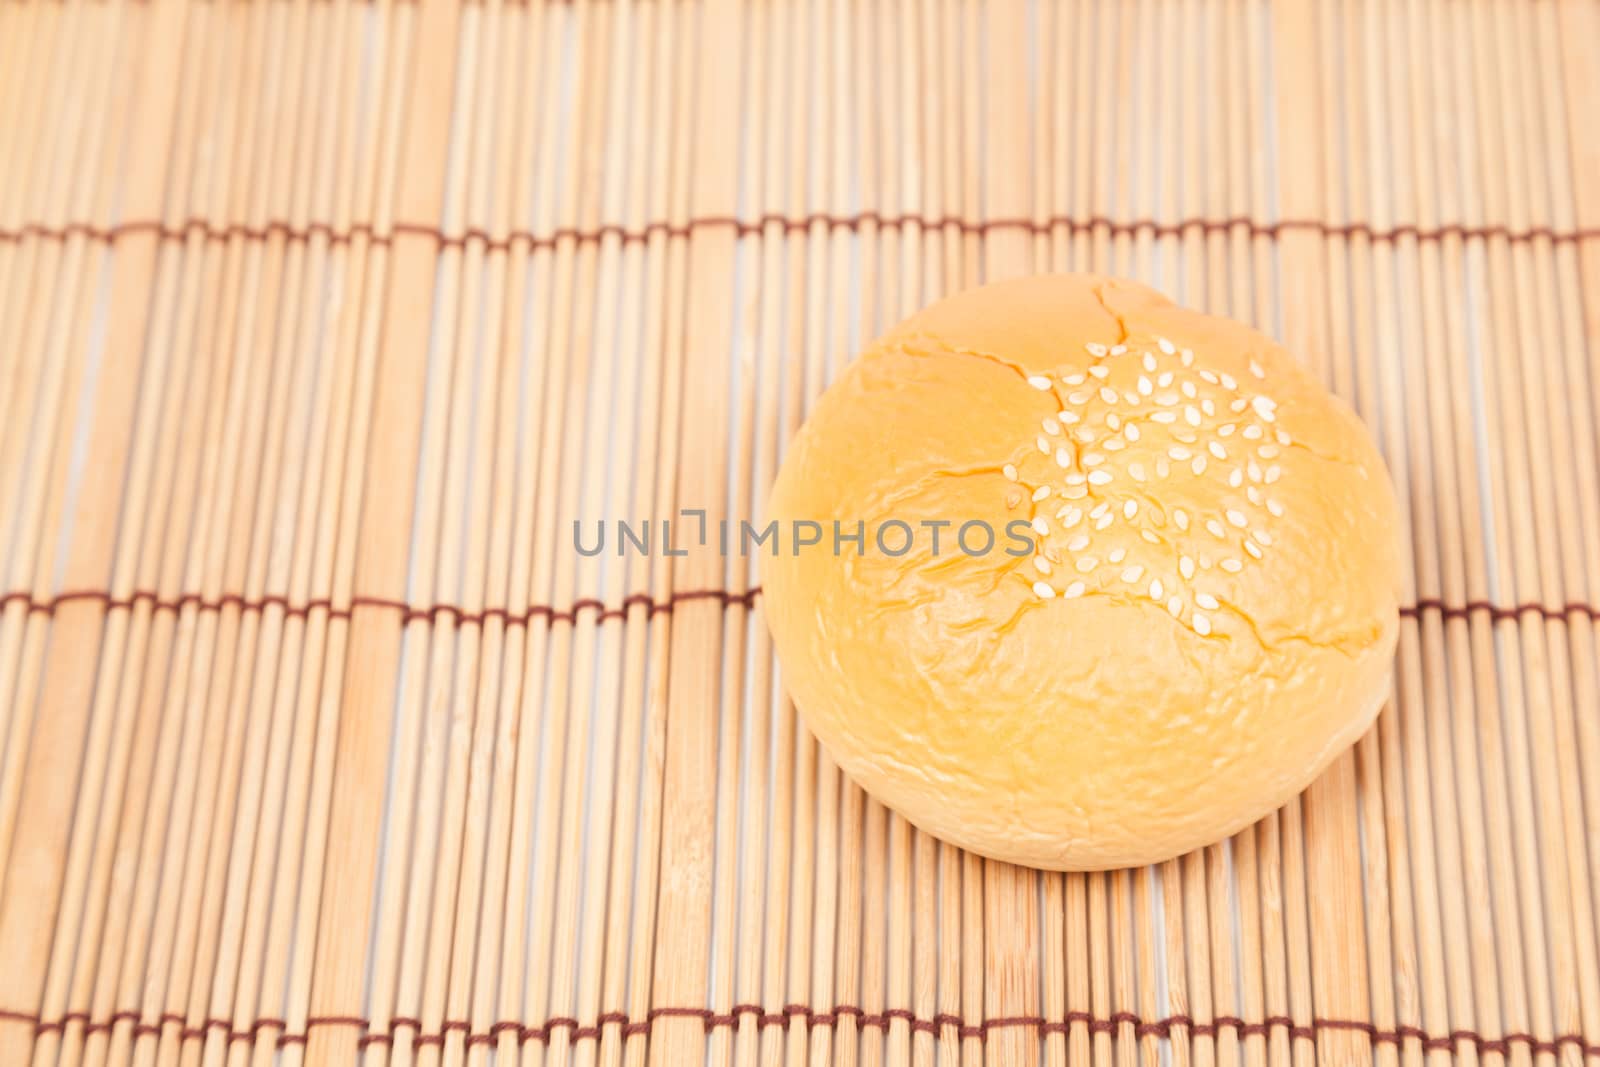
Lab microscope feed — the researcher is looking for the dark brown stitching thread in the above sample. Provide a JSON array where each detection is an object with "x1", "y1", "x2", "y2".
[
  {"x1": 1399, "y1": 597, "x2": 1600, "y2": 624},
  {"x1": 3, "y1": 1006, "x2": 1595, "y2": 1056},
  {"x1": 0, "y1": 587, "x2": 761, "y2": 625},
  {"x1": 4, "y1": 587, "x2": 1595, "y2": 626},
  {"x1": 1, "y1": 213, "x2": 1594, "y2": 251}
]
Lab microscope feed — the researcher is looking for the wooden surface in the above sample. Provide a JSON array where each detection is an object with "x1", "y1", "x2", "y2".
[{"x1": 1, "y1": 0, "x2": 1599, "y2": 1064}]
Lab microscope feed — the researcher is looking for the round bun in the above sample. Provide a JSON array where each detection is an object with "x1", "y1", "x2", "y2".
[{"x1": 762, "y1": 274, "x2": 1401, "y2": 871}]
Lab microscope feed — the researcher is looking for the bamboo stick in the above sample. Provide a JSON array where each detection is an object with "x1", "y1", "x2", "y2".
[
  {"x1": 0, "y1": 1, "x2": 194, "y2": 1060},
  {"x1": 434, "y1": 4, "x2": 528, "y2": 1066},
  {"x1": 98, "y1": 9, "x2": 282, "y2": 1067},
  {"x1": 1505, "y1": 4, "x2": 1600, "y2": 1052},
  {"x1": 0, "y1": 0, "x2": 104, "y2": 883},
  {"x1": 300, "y1": 0, "x2": 460, "y2": 1060},
  {"x1": 245, "y1": 7, "x2": 392, "y2": 1064},
  {"x1": 0, "y1": 0, "x2": 77, "y2": 560},
  {"x1": 34, "y1": 6, "x2": 221, "y2": 1067}
]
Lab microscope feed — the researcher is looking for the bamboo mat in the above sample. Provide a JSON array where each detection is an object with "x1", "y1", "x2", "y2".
[{"x1": 1, "y1": 0, "x2": 1599, "y2": 1065}]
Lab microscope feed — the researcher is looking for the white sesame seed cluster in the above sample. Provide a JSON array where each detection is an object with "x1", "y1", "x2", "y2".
[{"x1": 1008, "y1": 336, "x2": 1291, "y2": 638}]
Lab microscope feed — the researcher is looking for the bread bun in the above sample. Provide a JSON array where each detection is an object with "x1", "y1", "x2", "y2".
[{"x1": 761, "y1": 274, "x2": 1401, "y2": 871}]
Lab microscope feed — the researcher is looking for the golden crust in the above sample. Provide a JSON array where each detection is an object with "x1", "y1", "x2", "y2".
[{"x1": 762, "y1": 274, "x2": 1401, "y2": 870}]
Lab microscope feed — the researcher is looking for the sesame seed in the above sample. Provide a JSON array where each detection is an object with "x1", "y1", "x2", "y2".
[
  {"x1": 1226, "y1": 509, "x2": 1247, "y2": 527},
  {"x1": 1209, "y1": 441, "x2": 1227, "y2": 460},
  {"x1": 1180, "y1": 556, "x2": 1196, "y2": 579},
  {"x1": 1064, "y1": 373, "x2": 1086, "y2": 386},
  {"x1": 1055, "y1": 446, "x2": 1073, "y2": 467},
  {"x1": 1121, "y1": 565, "x2": 1144, "y2": 583},
  {"x1": 1182, "y1": 381, "x2": 1198, "y2": 399},
  {"x1": 1244, "y1": 540, "x2": 1263, "y2": 559},
  {"x1": 1064, "y1": 581, "x2": 1086, "y2": 598},
  {"x1": 1276, "y1": 429, "x2": 1291, "y2": 446},
  {"x1": 1065, "y1": 472, "x2": 1086, "y2": 486},
  {"x1": 1122, "y1": 391, "x2": 1140, "y2": 405},
  {"x1": 1158, "y1": 338, "x2": 1176, "y2": 355},
  {"x1": 1033, "y1": 517, "x2": 1050, "y2": 536},
  {"x1": 1068, "y1": 391, "x2": 1089, "y2": 405},
  {"x1": 1124, "y1": 500, "x2": 1138, "y2": 519},
  {"x1": 1230, "y1": 397, "x2": 1250, "y2": 414},
  {"x1": 1104, "y1": 547, "x2": 1125, "y2": 564},
  {"x1": 1156, "y1": 392, "x2": 1180, "y2": 407},
  {"x1": 1156, "y1": 458, "x2": 1171, "y2": 478},
  {"x1": 1219, "y1": 372, "x2": 1238, "y2": 390},
  {"x1": 1150, "y1": 579, "x2": 1164, "y2": 599},
  {"x1": 1059, "y1": 411, "x2": 1080, "y2": 426},
  {"x1": 1110, "y1": 344, "x2": 1127, "y2": 355},
  {"x1": 1003, "y1": 464, "x2": 1018, "y2": 481},
  {"x1": 1254, "y1": 530, "x2": 1272, "y2": 546},
  {"x1": 1143, "y1": 353, "x2": 1158, "y2": 372},
  {"x1": 1158, "y1": 371, "x2": 1174, "y2": 387},
  {"x1": 1091, "y1": 503, "x2": 1110, "y2": 519},
  {"x1": 1062, "y1": 507, "x2": 1084, "y2": 527},
  {"x1": 1038, "y1": 436, "x2": 1050, "y2": 453},
  {"x1": 1043, "y1": 418, "x2": 1061, "y2": 435},
  {"x1": 1251, "y1": 396, "x2": 1277, "y2": 421},
  {"x1": 1249, "y1": 360, "x2": 1265, "y2": 379},
  {"x1": 1220, "y1": 558, "x2": 1243, "y2": 573},
  {"x1": 1102, "y1": 414, "x2": 1120, "y2": 433},
  {"x1": 1088, "y1": 470, "x2": 1113, "y2": 485},
  {"x1": 1185, "y1": 406, "x2": 1202, "y2": 427},
  {"x1": 1243, "y1": 424, "x2": 1262, "y2": 439},
  {"x1": 1168, "y1": 446, "x2": 1190, "y2": 462},
  {"x1": 1076, "y1": 428, "x2": 1097, "y2": 443},
  {"x1": 1193, "y1": 613, "x2": 1212, "y2": 635},
  {"x1": 1181, "y1": 349, "x2": 1195, "y2": 366},
  {"x1": 1089, "y1": 365, "x2": 1110, "y2": 380},
  {"x1": 1033, "y1": 580, "x2": 1056, "y2": 599},
  {"x1": 1202, "y1": 399, "x2": 1217, "y2": 418},
  {"x1": 1068, "y1": 534, "x2": 1090, "y2": 551},
  {"x1": 1086, "y1": 342, "x2": 1108, "y2": 357},
  {"x1": 1028, "y1": 375, "x2": 1053, "y2": 390},
  {"x1": 1062, "y1": 485, "x2": 1088, "y2": 499},
  {"x1": 1258, "y1": 443, "x2": 1279, "y2": 458},
  {"x1": 1034, "y1": 556, "x2": 1053, "y2": 574},
  {"x1": 1196, "y1": 593, "x2": 1219, "y2": 610},
  {"x1": 1129, "y1": 462, "x2": 1147, "y2": 482},
  {"x1": 1100, "y1": 387, "x2": 1119, "y2": 403},
  {"x1": 1103, "y1": 438, "x2": 1125, "y2": 452},
  {"x1": 1173, "y1": 509, "x2": 1189, "y2": 531},
  {"x1": 1248, "y1": 460, "x2": 1262, "y2": 481},
  {"x1": 1266, "y1": 466, "x2": 1281, "y2": 483},
  {"x1": 1084, "y1": 453, "x2": 1105, "y2": 467},
  {"x1": 1141, "y1": 529, "x2": 1161, "y2": 544},
  {"x1": 1228, "y1": 468, "x2": 1243, "y2": 488},
  {"x1": 1138, "y1": 375, "x2": 1154, "y2": 396},
  {"x1": 1192, "y1": 456, "x2": 1207, "y2": 475},
  {"x1": 1246, "y1": 486, "x2": 1262, "y2": 504},
  {"x1": 1206, "y1": 519, "x2": 1226, "y2": 537},
  {"x1": 1266, "y1": 498, "x2": 1285, "y2": 517},
  {"x1": 1096, "y1": 513, "x2": 1114, "y2": 529},
  {"x1": 1077, "y1": 556, "x2": 1099, "y2": 572},
  {"x1": 1167, "y1": 595, "x2": 1183, "y2": 617},
  {"x1": 1032, "y1": 485, "x2": 1051, "y2": 502},
  {"x1": 1219, "y1": 423, "x2": 1235, "y2": 437}
]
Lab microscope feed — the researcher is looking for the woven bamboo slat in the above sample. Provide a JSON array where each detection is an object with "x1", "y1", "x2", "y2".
[{"x1": 1, "y1": 2, "x2": 1598, "y2": 1065}]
